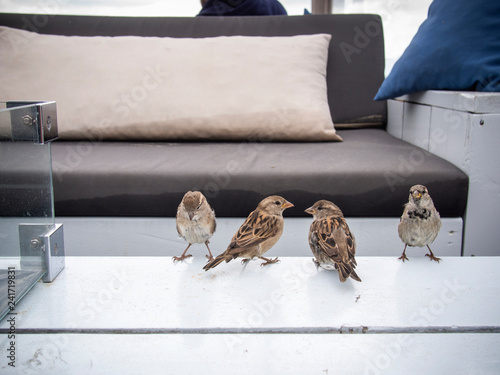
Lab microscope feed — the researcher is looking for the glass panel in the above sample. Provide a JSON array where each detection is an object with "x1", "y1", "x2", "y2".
[{"x1": 0, "y1": 102, "x2": 56, "y2": 321}]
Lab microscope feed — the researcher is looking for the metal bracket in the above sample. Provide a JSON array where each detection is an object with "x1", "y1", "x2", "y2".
[
  {"x1": 19, "y1": 223, "x2": 65, "y2": 283},
  {"x1": 7, "y1": 101, "x2": 58, "y2": 144}
]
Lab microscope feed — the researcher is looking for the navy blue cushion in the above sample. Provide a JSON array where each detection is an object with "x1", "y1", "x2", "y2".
[
  {"x1": 374, "y1": 0, "x2": 500, "y2": 100},
  {"x1": 198, "y1": 0, "x2": 287, "y2": 16}
]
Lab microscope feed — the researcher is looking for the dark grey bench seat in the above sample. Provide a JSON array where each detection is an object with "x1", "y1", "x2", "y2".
[{"x1": 52, "y1": 128, "x2": 468, "y2": 218}]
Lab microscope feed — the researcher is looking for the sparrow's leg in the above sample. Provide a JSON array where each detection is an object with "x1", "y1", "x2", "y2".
[
  {"x1": 398, "y1": 245, "x2": 409, "y2": 262},
  {"x1": 259, "y1": 256, "x2": 280, "y2": 266},
  {"x1": 204, "y1": 241, "x2": 215, "y2": 262},
  {"x1": 173, "y1": 244, "x2": 193, "y2": 262},
  {"x1": 425, "y1": 245, "x2": 442, "y2": 262}
]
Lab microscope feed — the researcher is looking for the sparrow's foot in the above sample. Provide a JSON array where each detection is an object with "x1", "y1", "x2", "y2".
[
  {"x1": 260, "y1": 257, "x2": 280, "y2": 266},
  {"x1": 425, "y1": 253, "x2": 442, "y2": 262},
  {"x1": 241, "y1": 258, "x2": 251, "y2": 265},
  {"x1": 205, "y1": 254, "x2": 215, "y2": 262},
  {"x1": 398, "y1": 253, "x2": 409, "y2": 262},
  {"x1": 425, "y1": 246, "x2": 441, "y2": 263},
  {"x1": 172, "y1": 254, "x2": 193, "y2": 262}
]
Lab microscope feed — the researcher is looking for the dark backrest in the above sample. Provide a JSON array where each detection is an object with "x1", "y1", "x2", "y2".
[{"x1": 0, "y1": 13, "x2": 387, "y2": 127}]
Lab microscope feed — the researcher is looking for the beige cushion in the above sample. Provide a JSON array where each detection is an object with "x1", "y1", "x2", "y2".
[{"x1": 0, "y1": 26, "x2": 341, "y2": 142}]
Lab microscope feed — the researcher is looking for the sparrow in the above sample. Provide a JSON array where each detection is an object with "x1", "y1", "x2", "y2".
[
  {"x1": 173, "y1": 191, "x2": 216, "y2": 262},
  {"x1": 398, "y1": 184, "x2": 442, "y2": 262},
  {"x1": 305, "y1": 200, "x2": 361, "y2": 282},
  {"x1": 203, "y1": 195, "x2": 294, "y2": 271}
]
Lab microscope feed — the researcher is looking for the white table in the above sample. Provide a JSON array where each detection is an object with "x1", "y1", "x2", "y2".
[{"x1": 1, "y1": 256, "x2": 499, "y2": 374}]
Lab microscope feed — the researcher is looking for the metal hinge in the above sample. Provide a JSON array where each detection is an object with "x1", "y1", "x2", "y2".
[
  {"x1": 19, "y1": 223, "x2": 65, "y2": 283},
  {"x1": 7, "y1": 101, "x2": 58, "y2": 144}
]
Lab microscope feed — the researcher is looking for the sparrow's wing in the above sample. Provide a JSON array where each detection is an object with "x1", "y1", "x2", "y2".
[
  {"x1": 175, "y1": 202, "x2": 184, "y2": 236},
  {"x1": 339, "y1": 219, "x2": 356, "y2": 261},
  {"x1": 311, "y1": 217, "x2": 360, "y2": 282},
  {"x1": 310, "y1": 217, "x2": 341, "y2": 260},
  {"x1": 227, "y1": 210, "x2": 280, "y2": 252},
  {"x1": 312, "y1": 217, "x2": 357, "y2": 260}
]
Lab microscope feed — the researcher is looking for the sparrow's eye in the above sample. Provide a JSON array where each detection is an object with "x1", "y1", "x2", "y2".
[
  {"x1": 317, "y1": 206, "x2": 323, "y2": 211},
  {"x1": 275, "y1": 201, "x2": 281, "y2": 206},
  {"x1": 196, "y1": 205, "x2": 202, "y2": 210}
]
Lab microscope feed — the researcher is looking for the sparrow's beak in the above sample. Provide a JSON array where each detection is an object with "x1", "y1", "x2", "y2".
[
  {"x1": 413, "y1": 191, "x2": 422, "y2": 199},
  {"x1": 282, "y1": 201, "x2": 294, "y2": 210},
  {"x1": 188, "y1": 211, "x2": 195, "y2": 220},
  {"x1": 305, "y1": 207, "x2": 315, "y2": 215}
]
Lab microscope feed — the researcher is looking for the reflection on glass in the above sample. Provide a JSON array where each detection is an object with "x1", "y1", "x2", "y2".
[{"x1": 0, "y1": 101, "x2": 57, "y2": 321}]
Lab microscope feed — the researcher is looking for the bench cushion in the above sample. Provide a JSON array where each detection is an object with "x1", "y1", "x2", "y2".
[
  {"x1": 52, "y1": 129, "x2": 468, "y2": 218},
  {"x1": 0, "y1": 28, "x2": 340, "y2": 142}
]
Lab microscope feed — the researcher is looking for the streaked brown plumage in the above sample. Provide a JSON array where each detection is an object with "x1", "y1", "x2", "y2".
[
  {"x1": 305, "y1": 200, "x2": 361, "y2": 282},
  {"x1": 398, "y1": 184, "x2": 442, "y2": 262},
  {"x1": 203, "y1": 195, "x2": 293, "y2": 271},
  {"x1": 174, "y1": 191, "x2": 216, "y2": 262}
]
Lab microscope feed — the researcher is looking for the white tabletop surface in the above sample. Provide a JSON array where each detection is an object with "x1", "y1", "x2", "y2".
[{"x1": 1, "y1": 256, "x2": 499, "y2": 374}]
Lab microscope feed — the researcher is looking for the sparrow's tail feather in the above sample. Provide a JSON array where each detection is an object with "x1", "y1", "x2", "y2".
[
  {"x1": 349, "y1": 268, "x2": 362, "y2": 282},
  {"x1": 336, "y1": 263, "x2": 349, "y2": 282},
  {"x1": 336, "y1": 261, "x2": 362, "y2": 282},
  {"x1": 203, "y1": 252, "x2": 230, "y2": 271}
]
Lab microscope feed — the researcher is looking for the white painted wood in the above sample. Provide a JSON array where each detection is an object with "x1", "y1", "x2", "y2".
[
  {"x1": 1, "y1": 256, "x2": 498, "y2": 374},
  {"x1": 398, "y1": 90, "x2": 500, "y2": 114},
  {"x1": 387, "y1": 97, "x2": 404, "y2": 139},
  {"x1": 401, "y1": 101, "x2": 431, "y2": 149},
  {"x1": 463, "y1": 113, "x2": 500, "y2": 256},
  {"x1": 428, "y1": 107, "x2": 470, "y2": 172},
  {"x1": 1, "y1": 257, "x2": 498, "y2": 331},
  {"x1": 1, "y1": 333, "x2": 499, "y2": 374},
  {"x1": 57, "y1": 217, "x2": 463, "y2": 257}
]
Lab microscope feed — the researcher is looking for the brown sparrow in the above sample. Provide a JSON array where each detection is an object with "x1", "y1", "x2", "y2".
[
  {"x1": 398, "y1": 184, "x2": 442, "y2": 262},
  {"x1": 203, "y1": 195, "x2": 294, "y2": 271},
  {"x1": 173, "y1": 191, "x2": 216, "y2": 262},
  {"x1": 305, "y1": 200, "x2": 361, "y2": 282}
]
